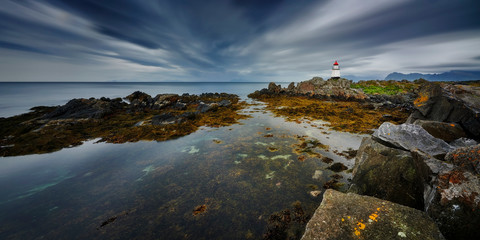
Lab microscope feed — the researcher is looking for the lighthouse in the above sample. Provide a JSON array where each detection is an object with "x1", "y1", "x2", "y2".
[{"x1": 331, "y1": 60, "x2": 340, "y2": 78}]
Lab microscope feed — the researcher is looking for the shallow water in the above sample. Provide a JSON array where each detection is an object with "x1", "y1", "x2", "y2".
[{"x1": 0, "y1": 83, "x2": 366, "y2": 239}]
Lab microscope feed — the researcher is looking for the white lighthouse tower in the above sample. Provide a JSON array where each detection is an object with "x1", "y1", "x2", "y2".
[{"x1": 331, "y1": 60, "x2": 340, "y2": 78}]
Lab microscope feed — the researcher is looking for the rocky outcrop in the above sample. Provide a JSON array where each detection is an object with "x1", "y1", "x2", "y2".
[
  {"x1": 351, "y1": 120, "x2": 480, "y2": 239},
  {"x1": 250, "y1": 77, "x2": 368, "y2": 101},
  {"x1": 301, "y1": 189, "x2": 445, "y2": 240},
  {"x1": 407, "y1": 82, "x2": 480, "y2": 140},
  {"x1": 350, "y1": 136, "x2": 427, "y2": 209},
  {"x1": 372, "y1": 122, "x2": 454, "y2": 158},
  {"x1": 42, "y1": 97, "x2": 126, "y2": 119}
]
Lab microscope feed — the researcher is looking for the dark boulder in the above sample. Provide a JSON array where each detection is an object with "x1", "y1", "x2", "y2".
[
  {"x1": 42, "y1": 98, "x2": 125, "y2": 119},
  {"x1": 414, "y1": 120, "x2": 466, "y2": 143},
  {"x1": 151, "y1": 113, "x2": 177, "y2": 125},
  {"x1": 350, "y1": 136, "x2": 427, "y2": 209},
  {"x1": 424, "y1": 167, "x2": 480, "y2": 240},
  {"x1": 301, "y1": 189, "x2": 445, "y2": 240},
  {"x1": 151, "y1": 94, "x2": 179, "y2": 110},
  {"x1": 125, "y1": 91, "x2": 153, "y2": 111},
  {"x1": 218, "y1": 99, "x2": 231, "y2": 107},
  {"x1": 408, "y1": 82, "x2": 480, "y2": 140},
  {"x1": 268, "y1": 82, "x2": 282, "y2": 93}
]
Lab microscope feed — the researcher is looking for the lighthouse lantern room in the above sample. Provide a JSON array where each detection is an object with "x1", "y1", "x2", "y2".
[{"x1": 331, "y1": 60, "x2": 340, "y2": 78}]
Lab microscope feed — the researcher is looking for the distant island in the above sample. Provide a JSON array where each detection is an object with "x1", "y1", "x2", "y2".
[{"x1": 385, "y1": 70, "x2": 480, "y2": 81}]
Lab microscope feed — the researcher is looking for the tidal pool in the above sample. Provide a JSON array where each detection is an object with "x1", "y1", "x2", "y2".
[{"x1": 0, "y1": 101, "x2": 365, "y2": 239}]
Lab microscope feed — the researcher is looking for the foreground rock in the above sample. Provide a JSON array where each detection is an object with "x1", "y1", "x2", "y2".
[
  {"x1": 301, "y1": 189, "x2": 444, "y2": 240},
  {"x1": 352, "y1": 121, "x2": 480, "y2": 239},
  {"x1": 420, "y1": 150, "x2": 480, "y2": 240},
  {"x1": 350, "y1": 136, "x2": 426, "y2": 209}
]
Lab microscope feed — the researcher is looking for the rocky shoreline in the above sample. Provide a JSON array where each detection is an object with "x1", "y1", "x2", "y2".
[
  {"x1": 0, "y1": 91, "x2": 249, "y2": 156},
  {"x1": 296, "y1": 80, "x2": 480, "y2": 239}
]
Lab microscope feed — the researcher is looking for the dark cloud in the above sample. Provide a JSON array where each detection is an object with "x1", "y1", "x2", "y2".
[{"x1": 0, "y1": 0, "x2": 479, "y2": 82}]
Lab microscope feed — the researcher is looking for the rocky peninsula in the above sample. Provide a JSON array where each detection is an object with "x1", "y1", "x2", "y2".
[{"x1": 0, "y1": 92, "x2": 249, "y2": 156}]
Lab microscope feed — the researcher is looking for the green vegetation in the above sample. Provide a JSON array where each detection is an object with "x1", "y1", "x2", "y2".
[{"x1": 350, "y1": 80, "x2": 419, "y2": 95}]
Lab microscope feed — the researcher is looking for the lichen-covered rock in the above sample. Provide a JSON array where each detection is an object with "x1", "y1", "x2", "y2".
[
  {"x1": 424, "y1": 168, "x2": 480, "y2": 240},
  {"x1": 408, "y1": 82, "x2": 480, "y2": 140},
  {"x1": 350, "y1": 136, "x2": 427, "y2": 209},
  {"x1": 372, "y1": 122, "x2": 454, "y2": 158},
  {"x1": 42, "y1": 97, "x2": 125, "y2": 119},
  {"x1": 444, "y1": 144, "x2": 480, "y2": 174},
  {"x1": 301, "y1": 189, "x2": 444, "y2": 240},
  {"x1": 414, "y1": 120, "x2": 466, "y2": 143}
]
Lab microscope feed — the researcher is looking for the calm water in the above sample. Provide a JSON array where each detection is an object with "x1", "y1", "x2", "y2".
[{"x1": 0, "y1": 82, "x2": 365, "y2": 239}]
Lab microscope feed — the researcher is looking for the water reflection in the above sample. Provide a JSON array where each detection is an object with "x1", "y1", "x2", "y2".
[{"x1": 0, "y1": 101, "x2": 365, "y2": 239}]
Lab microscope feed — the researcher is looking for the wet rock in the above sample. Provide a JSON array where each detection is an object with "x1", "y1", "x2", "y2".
[
  {"x1": 312, "y1": 170, "x2": 323, "y2": 180},
  {"x1": 310, "y1": 190, "x2": 322, "y2": 197},
  {"x1": 444, "y1": 144, "x2": 480, "y2": 174},
  {"x1": 43, "y1": 98, "x2": 125, "y2": 119},
  {"x1": 327, "y1": 162, "x2": 348, "y2": 172},
  {"x1": 196, "y1": 102, "x2": 216, "y2": 113},
  {"x1": 414, "y1": 120, "x2": 466, "y2": 142},
  {"x1": 218, "y1": 99, "x2": 231, "y2": 107},
  {"x1": 350, "y1": 136, "x2": 427, "y2": 209},
  {"x1": 301, "y1": 189, "x2": 445, "y2": 240},
  {"x1": 151, "y1": 113, "x2": 177, "y2": 125},
  {"x1": 373, "y1": 122, "x2": 454, "y2": 158}
]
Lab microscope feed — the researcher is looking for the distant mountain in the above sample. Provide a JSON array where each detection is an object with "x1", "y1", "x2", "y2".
[{"x1": 384, "y1": 70, "x2": 480, "y2": 81}]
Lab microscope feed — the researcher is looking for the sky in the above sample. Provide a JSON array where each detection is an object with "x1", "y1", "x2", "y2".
[{"x1": 0, "y1": 0, "x2": 479, "y2": 82}]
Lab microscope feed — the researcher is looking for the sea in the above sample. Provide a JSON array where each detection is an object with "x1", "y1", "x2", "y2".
[{"x1": 0, "y1": 82, "x2": 365, "y2": 239}]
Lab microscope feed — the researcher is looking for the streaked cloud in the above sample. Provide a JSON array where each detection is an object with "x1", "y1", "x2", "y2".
[{"x1": 0, "y1": 0, "x2": 479, "y2": 82}]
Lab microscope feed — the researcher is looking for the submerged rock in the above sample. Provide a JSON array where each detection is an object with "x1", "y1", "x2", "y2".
[
  {"x1": 373, "y1": 122, "x2": 454, "y2": 158},
  {"x1": 301, "y1": 189, "x2": 445, "y2": 240},
  {"x1": 350, "y1": 136, "x2": 427, "y2": 209}
]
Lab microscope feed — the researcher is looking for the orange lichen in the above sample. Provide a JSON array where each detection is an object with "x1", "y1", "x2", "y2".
[{"x1": 413, "y1": 93, "x2": 429, "y2": 107}]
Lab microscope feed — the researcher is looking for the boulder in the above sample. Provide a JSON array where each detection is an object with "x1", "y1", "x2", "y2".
[
  {"x1": 424, "y1": 168, "x2": 480, "y2": 240},
  {"x1": 414, "y1": 120, "x2": 466, "y2": 142},
  {"x1": 125, "y1": 91, "x2": 153, "y2": 111},
  {"x1": 413, "y1": 148, "x2": 480, "y2": 240},
  {"x1": 151, "y1": 113, "x2": 177, "y2": 125},
  {"x1": 268, "y1": 82, "x2": 282, "y2": 93},
  {"x1": 408, "y1": 82, "x2": 480, "y2": 140},
  {"x1": 287, "y1": 82, "x2": 296, "y2": 92},
  {"x1": 444, "y1": 144, "x2": 480, "y2": 174},
  {"x1": 196, "y1": 102, "x2": 216, "y2": 113},
  {"x1": 218, "y1": 99, "x2": 231, "y2": 107},
  {"x1": 151, "y1": 94, "x2": 178, "y2": 110},
  {"x1": 350, "y1": 136, "x2": 427, "y2": 209},
  {"x1": 372, "y1": 122, "x2": 454, "y2": 158},
  {"x1": 42, "y1": 98, "x2": 125, "y2": 119},
  {"x1": 301, "y1": 189, "x2": 445, "y2": 240}
]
